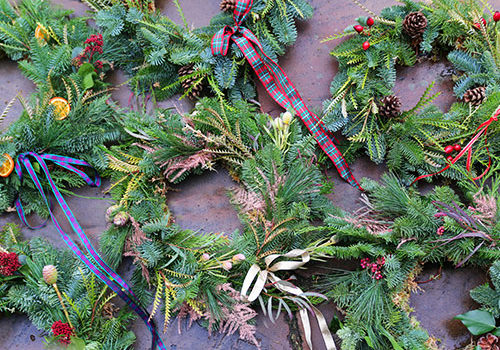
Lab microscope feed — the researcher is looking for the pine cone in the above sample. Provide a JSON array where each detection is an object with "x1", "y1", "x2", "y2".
[
  {"x1": 403, "y1": 11, "x2": 428, "y2": 39},
  {"x1": 378, "y1": 95, "x2": 402, "y2": 119},
  {"x1": 463, "y1": 86, "x2": 486, "y2": 106},
  {"x1": 178, "y1": 64, "x2": 203, "y2": 100},
  {"x1": 478, "y1": 333, "x2": 500, "y2": 350},
  {"x1": 220, "y1": 0, "x2": 237, "y2": 12}
]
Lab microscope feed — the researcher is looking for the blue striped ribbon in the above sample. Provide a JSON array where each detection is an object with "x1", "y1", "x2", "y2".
[{"x1": 14, "y1": 152, "x2": 166, "y2": 350}]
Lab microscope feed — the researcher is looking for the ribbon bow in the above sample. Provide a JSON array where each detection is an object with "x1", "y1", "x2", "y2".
[
  {"x1": 212, "y1": 0, "x2": 362, "y2": 190},
  {"x1": 412, "y1": 105, "x2": 499, "y2": 185},
  {"x1": 15, "y1": 152, "x2": 166, "y2": 350},
  {"x1": 241, "y1": 249, "x2": 337, "y2": 350}
]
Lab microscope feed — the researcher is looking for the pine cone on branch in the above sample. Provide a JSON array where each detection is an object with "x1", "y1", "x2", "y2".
[
  {"x1": 463, "y1": 86, "x2": 486, "y2": 106},
  {"x1": 178, "y1": 64, "x2": 203, "y2": 100},
  {"x1": 478, "y1": 333, "x2": 499, "y2": 350},
  {"x1": 403, "y1": 11, "x2": 428, "y2": 39},
  {"x1": 378, "y1": 95, "x2": 402, "y2": 119},
  {"x1": 220, "y1": 0, "x2": 237, "y2": 13}
]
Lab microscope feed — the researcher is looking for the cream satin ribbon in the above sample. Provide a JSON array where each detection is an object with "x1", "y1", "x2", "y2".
[{"x1": 241, "y1": 249, "x2": 337, "y2": 350}]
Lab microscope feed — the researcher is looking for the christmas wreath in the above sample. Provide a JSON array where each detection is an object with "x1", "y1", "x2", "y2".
[
  {"x1": 0, "y1": 0, "x2": 498, "y2": 350},
  {"x1": 322, "y1": 0, "x2": 500, "y2": 184}
]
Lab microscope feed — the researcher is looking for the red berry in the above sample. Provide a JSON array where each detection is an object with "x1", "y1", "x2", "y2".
[
  {"x1": 494, "y1": 12, "x2": 500, "y2": 22},
  {"x1": 446, "y1": 155, "x2": 454, "y2": 162},
  {"x1": 354, "y1": 25, "x2": 364, "y2": 33},
  {"x1": 453, "y1": 144, "x2": 461, "y2": 152},
  {"x1": 474, "y1": 18, "x2": 487, "y2": 29},
  {"x1": 444, "y1": 145, "x2": 454, "y2": 154},
  {"x1": 367, "y1": 17, "x2": 374, "y2": 26},
  {"x1": 362, "y1": 41, "x2": 370, "y2": 50}
]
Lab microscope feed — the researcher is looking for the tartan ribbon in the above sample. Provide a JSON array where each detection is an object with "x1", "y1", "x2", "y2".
[
  {"x1": 211, "y1": 0, "x2": 362, "y2": 190},
  {"x1": 241, "y1": 249, "x2": 337, "y2": 350},
  {"x1": 14, "y1": 152, "x2": 166, "y2": 350},
  {"x1": 411, "y1": 105, "x2": 499, "y2": 185}
]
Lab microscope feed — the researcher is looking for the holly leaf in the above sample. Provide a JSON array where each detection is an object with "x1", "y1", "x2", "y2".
[{"x1": 455, "y1": 310, "x2": 496, "y2": 335}]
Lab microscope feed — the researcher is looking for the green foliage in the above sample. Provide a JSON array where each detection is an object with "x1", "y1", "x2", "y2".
[
  {"x1": 96, "y1": 0, "x2": 312, "y2": 102},
  {"x1": 455, "y1": 309, "x2": 497, "y2": 335},
  {"x1": 315, "y1": 172, "x2": 500, "y2": 349},
  {"x1": 323, "y1": 0, "x2": 500, "y2": 183},
  {"x1": 0, "y1": 226, "x2": 135, "y2": 349},
  {"x1": 470, "y1": 261, "x2": 500, "y2": 318}
]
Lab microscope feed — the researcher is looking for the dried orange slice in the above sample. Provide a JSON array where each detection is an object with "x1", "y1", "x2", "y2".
[
  {"x1": 50, "y1": 97, "x2": 71, "y2": 120},
  {"x1": 0, "y1": 154, "x2": 14, "y2": 178},
  {"x1": 34, "y1": 24, "x2": 49, "y2": 45}
]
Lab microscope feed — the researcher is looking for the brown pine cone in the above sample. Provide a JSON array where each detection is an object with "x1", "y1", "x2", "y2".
[
  {"x1": 220, "y1": 0, "x2": 237, "y2": 13},
  {"x1": 403, "y1": 11, "x2": 428, "y2": 39},
  {"x1": 378, "y1": 95, "x2": 402, "y2": 119},
  {"x1": 463, "y1": 86, "x2": 486, "y2": 106},
  {"x1": 178, "y1": 64, "x2": 203, "y2": 100},
  {"x1": 478, "y1": 333, "x2": 500, "y2": 350}
]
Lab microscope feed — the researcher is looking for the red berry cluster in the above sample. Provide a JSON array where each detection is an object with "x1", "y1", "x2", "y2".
[
  {"x1": 0, "y1": 251, "x2": 21, "y2": 276},
  {"x1": 360, "y1": 257, "x2": 385, "y2": 280},
  {"x1": 444, "y1": 143, "x2": 461, "y2": 162},
  {"x1": 351, "y1": 17, "x2": 375, "y2": 51},
  {"x1": 51, "y1": 320, "x2": 73, "y2": 345},
  {"x1": 436, "y1": 226, "x2": 445, "y2": 236},
  {"x1": 74, "y1": 34, "x2": 104, "y2": 71}
]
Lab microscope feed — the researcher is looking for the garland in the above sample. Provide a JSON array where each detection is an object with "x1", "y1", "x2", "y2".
[{"x1": 0, "y1": 0, "x2": 498, "y2": 350}]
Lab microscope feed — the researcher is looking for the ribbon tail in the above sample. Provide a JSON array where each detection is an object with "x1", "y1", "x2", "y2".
[
  {"x1": 312, "y1": 305, "x2": 337, "y2": 350},
  {"x1": 15, "y1": 153, "x2": 167, "y2": 350},
  {"x1": 299, "y1": 308, "x2": 313, "y2": 349},
  {"x1": 241, "y1": 264, "x2": 265, "y2": 301},
  {"x1": 299, "y1": 307, "x2": 337, "y2": 350},
  {"x1": 230, "y1": 32, "x2": 362, "y2": 190}
]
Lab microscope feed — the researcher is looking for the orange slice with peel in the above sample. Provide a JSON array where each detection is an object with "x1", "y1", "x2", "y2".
[
  {"x1": 0, "y1": 153, "x2": 14, "y2": 178},
  {"x1": 50, "y1": 97, "x2": 71, "y2": 120}
]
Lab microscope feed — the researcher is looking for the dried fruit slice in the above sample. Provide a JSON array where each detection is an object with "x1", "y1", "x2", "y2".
[
  {"x1": 50, "y1": 97, "x2": 71, "y2": 120},
  {"x1": 34, "y1": 24, "x2": 49, "y2": 45},
  {"x1": 0, "y1": 153, "x2": 14, "y2": 178}
]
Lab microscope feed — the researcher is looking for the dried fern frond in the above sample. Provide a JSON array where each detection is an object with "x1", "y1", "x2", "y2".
[
  {"x1": 149, "y1": 271, "x2": 164, "y2": 321},
  {"x1": 107, "y1": 154, "x2": 140, "y2": 173},
  {"x1": 0, "y1": 95, "x2": 16, "y2": 128}
]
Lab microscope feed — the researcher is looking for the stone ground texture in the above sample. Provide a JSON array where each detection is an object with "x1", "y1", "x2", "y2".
[{"x1": 0, "y1": 0, "x2": 492, "y2": 349}]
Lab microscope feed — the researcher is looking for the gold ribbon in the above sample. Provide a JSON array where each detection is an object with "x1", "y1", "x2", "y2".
[{"x1": 241, "y1": 249, "x2": 337, "y2": 350}]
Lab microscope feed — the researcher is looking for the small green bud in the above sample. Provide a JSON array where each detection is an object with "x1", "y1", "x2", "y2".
[
  {"x1": 42, "y1": 265, "x2": 58, "y2": 285},
  {"x1": 113, "y1": 211, "x2": 130, "y2": 227}
]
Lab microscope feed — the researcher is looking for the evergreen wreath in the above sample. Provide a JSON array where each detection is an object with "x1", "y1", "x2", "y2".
[
  {"x1": 321, "y1": 0, "x2": 500, "y2": 185},
  {"x1": 0, "y1": 0, "x2": 498, "y2": 350}
]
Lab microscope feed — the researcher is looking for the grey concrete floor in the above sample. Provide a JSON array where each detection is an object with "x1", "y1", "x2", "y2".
[{"x1": 0, "y1": 0, "x2": 491, "y2": 349}]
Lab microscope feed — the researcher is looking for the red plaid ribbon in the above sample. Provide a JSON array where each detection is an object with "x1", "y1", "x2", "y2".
[
  {"x1": 211, "y1": 0, "x2": 362, "y2": 190},
  {"x1": 411, "y1": 105, "x2": 499, "y2": 185}
]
